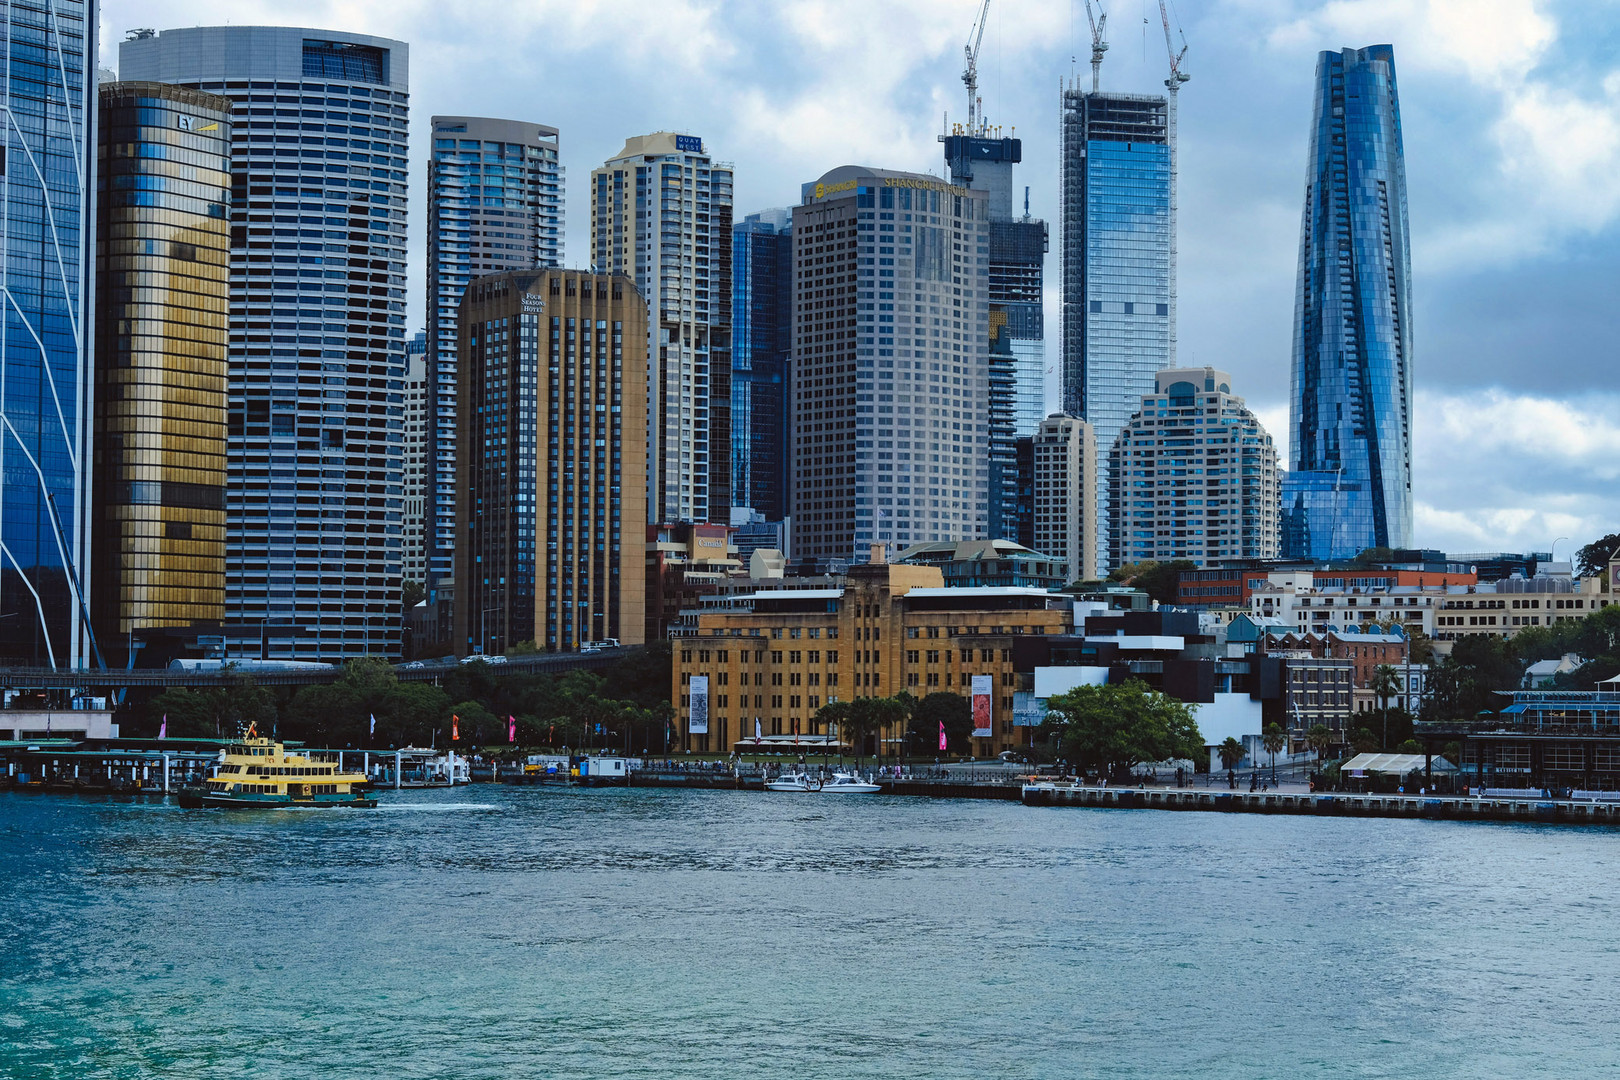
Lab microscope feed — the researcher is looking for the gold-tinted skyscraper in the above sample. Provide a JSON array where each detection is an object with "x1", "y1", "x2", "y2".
[{"x1": 92, "y1": 82, "x2": 232, "y2": 663}]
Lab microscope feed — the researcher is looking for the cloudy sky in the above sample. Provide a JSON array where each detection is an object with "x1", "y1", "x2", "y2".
[{"x1": 100, "y1": 0, "x2": 1620, "y2": 561}]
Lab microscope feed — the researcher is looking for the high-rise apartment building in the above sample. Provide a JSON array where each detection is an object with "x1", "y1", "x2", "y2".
[
  {"x1": 731, "y1": 207, "x2": 793, "y2": 522},
  {"x1": 791, "y1": 167, "x2": 991, "y2": 568},
  {"x1": 121, "y1": 27, "x2": 410, "y2": 661},
  {"x1": 1283, "y1": 45, "x2": 1413, "y2": 560},
  {"x1": 401, "y1": 331, "x2": 428, "y2": 585},
  {"x1": 452, "y1": 270, "x2": 648, "y2": 654},
  {"x1": 1031, "y1": 414, "x2": 1097, "y2": 585},
  {"x1": 91, "y1": 82, "x2": 232, "y2": 666},
  {"x1": 0, "y1": 0, "x2": 96, "y2": 667},
  {"x1": 591, "y1": 133, "x2": 733, "y2": 527},
  {"x1": 941, "y1": 135, "x2": 1048, "y2": 542},
  {"x1": 425, "y1": 117, "x2": 563, "y2": 586},
  {"x1": 1059, "y1": 87, "x2": 1175, "y2": 568},
  {"x1": 1108, "y1": 367, "x2": 1280, "y2": 569}
]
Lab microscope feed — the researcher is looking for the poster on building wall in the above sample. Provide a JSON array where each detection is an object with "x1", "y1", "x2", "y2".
[
  {"x1": 971, "y1": 674, "x2": 993, "y2": 737},
  {"x1": 688, "y1": 675, "x2": 709, "y2": 735}
]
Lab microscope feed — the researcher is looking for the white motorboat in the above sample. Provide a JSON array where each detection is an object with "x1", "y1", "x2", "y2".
[
  {"x1": 819, "y1": 771, "x2": 881, "y2": 794},
  {"x1": 765, "y1": 771, "x2": 820, "y2": 792}
]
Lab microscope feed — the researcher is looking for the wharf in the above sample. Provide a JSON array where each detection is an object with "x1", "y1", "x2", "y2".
[
  {"x1": 879, "y1": 779, "x2": 1021, "y2": 801},
  {"x1": 1022, "y1": 783, "x2": 1620, "y2": 825}
]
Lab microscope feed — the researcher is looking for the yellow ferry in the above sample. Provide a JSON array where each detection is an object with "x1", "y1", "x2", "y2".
[{"x1": 177, "y1": 730, "x2": 377, "y2": 809}]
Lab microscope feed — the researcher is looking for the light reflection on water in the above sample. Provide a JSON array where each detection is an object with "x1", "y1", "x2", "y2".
[{"x1": 3, "y1": 786, "x2": 1620, "y2": 1078}]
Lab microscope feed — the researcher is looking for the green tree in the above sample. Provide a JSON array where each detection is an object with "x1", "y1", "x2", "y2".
[
  {"x1": 835, "y1": 696, "x2": 910, "y2": 765},
  {"x1": 1423, "y1": 635, "x2": 1523, "y2": 721},
  {"x1": 1372, "y1": 662, "x2": 1401, "y2": 749},
  {"x1": 1107, "y1": 560, "x2": 1198, "y2": 605},
  {"x1": 402, "y1": 579, "x2": 427, "y2": 610},
  {"x1": 1351, "y1": 727, "x2": 1379, "y2": 754},
  {"x1": 1037, "y1": 680, "x2": 1203, "y2": 780},
  {"x1": 1262, "y1": 722, "x2": 1286, "y2": 782},
  {"x1": 1306, "y1": 724, "x2": 1334, "y2": 762},
  {"x1": 447, "y1": 700, "x2": 499, "y2": 746},
  {"x1": 143, "y1": 678, "x2": 276, "y2": 740},
  {"x1": 602, "y1": 640, "x2": 673, "y2": 712},
  {"x1": 1575, "y1": 532, "x2": 1620, "y2": 580},
  {"x1": 1217, "y1": 736, "x2": 1245, "y2": 787},
  {"x1": 908, "y1": 691, "x2": 973, "y2": 757}
]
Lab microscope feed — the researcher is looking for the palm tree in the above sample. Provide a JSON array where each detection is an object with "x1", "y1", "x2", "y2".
[
  {"x1": 1262, "y1": 722, "x2": 1286, "y2": 783},
  {"x1": 1218, "y1": 736, "x2": 1245, "y2": 789},
  {"x1": 1372, "y1": 663, "x2": 1401, "y2": 749},
  {"x1": 1306, "y1": 723, "x2": 1333, "y2": 764}
]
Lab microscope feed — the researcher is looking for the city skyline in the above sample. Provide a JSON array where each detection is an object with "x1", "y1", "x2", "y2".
[{"x1": 91, "y1": 0, "x2": 1620, "y2": 562}]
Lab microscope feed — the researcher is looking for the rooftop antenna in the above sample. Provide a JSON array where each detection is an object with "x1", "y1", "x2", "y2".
[
  {"x1": 1084, "y1": 0, "x2": 1108, "y2": 92},
  {"x1": 963, "y1": 0, "x2": 992, "y2": 136}
]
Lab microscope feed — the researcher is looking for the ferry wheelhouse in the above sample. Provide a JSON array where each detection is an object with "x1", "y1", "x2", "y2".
[{"x1": 177, "y1": 734, "x2": 377, "y2": 809}]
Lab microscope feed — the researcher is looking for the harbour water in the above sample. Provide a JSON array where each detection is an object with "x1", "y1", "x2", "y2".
[{"x1": 3, "y1": 786, "x2": 1619, "y2": 1078}]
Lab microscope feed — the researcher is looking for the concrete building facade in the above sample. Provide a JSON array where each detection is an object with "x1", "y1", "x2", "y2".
[
  {"x1": 452, "y1": 270, "x2": 647, "y2": 655},
  {"x1": 401, "y1": 331, "x2": 428, "y2": 584},
  {"x1": 591, "y1": 133, "x2": 733, "y2": 527},
  {"x1": 790, "y1": 167, "x2": 991, "y2": 568},
  {"x1": 1031, "y1": 413, "x2": 1097, "y2": 585},
  {"x1": 1108, "y1": 367, "x2": 1280, "y2": 571}
]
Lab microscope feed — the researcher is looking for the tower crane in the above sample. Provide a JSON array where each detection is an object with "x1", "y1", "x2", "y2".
[
  {"x1": 1084, "y1": 0, "x2": 1108, "y2": 93},
  {"x1": 1158, "y1": 0, "x2": 1189, "y2": 92},
  {"x1": 1158, "y1": 0, "x2": 1188, "y2": 367},
  {"x1": 962, "y1": 0, "x2": 991, "y2": 136}
]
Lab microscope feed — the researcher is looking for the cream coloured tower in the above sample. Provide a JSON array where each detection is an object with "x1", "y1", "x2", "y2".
[{"x1": 1031, "y1": 414, "x2": 1098, "y2": 585}]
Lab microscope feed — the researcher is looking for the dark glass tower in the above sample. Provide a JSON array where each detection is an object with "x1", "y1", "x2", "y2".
[
  {"x1": 731, "y1": 208, "x2": 792, "y2": 522},
  {"x1": 1282, "y1": 45, "x2": 1413, "y2": 560}
]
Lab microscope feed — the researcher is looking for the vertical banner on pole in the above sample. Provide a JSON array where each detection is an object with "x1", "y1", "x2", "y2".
[
  {"x1": 688, "y1": 675, "x2": 710, "y2": 735},
  {"x1": 971, "y1": 674, "x2": 993, "y2": 738}
]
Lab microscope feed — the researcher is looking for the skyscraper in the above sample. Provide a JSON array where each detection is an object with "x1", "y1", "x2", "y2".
[
  {"x1": 1282, "y1": 45, "x2": 1413, "y2": 560},
  {"x1": 0, "y1": 0, "x2": 95, "y2": 667},
  {"x1": 401, "y1": 330, "x2": 428, "y2": 586},
  {"x1": 731, "y1": 207, "x2": 793, "y2": 522},
  {"x1": 591, "y1": 133, "x2": 733, "y2": 527},
  {"x1": 1108, "y1": 367, "x2": 1280, "y2": 569},
  {"x1": 425, "y1": 117, "x2": 563, "y2": 587},
  {"x1": 121, "y1": 27, "x2": 410, "y2": 661},
  {"x1": 791, "y1": 167, "x2": 991, "y2": 567},
  {"x1": 92, "y1": 82, "x2": 232, "y2": 666},
  {"x1": 1059, "y1": 87, "x2": 1175, "y2": 569},
  {"x1": 452, "y1": 270, "x2": 648, "y2": 655},
  {"x1": 941, "y1": 134, "x2": 1047, "y2": 543},
  {"x1": 1031, "y1": 414, "x2": 1097, "y2": 585}
]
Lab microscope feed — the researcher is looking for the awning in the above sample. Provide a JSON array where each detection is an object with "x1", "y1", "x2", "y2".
[{"x1": 1342, "y1": 752, "x2": 1455, "y2": 777}]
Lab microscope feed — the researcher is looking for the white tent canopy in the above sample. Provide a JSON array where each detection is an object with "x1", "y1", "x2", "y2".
[{"x1": 1342, "y1": 752, "x2": 1455, "y2": 776}]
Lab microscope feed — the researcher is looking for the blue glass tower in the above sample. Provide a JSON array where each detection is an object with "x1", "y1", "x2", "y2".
[
  {"x1": 730, "y1": 208, "x2": 792, "y2": 522},
  {"x1": 1060, "y1": 89, "x2": 1174, "y2": 569},
  {"x1": 0, "y1": 0, "x2": 94, "y2": 667},
  {"x1": 1282, "y1": 45, "x2": 1413, "y2": 560}
]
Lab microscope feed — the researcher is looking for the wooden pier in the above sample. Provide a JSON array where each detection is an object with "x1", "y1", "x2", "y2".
[{"x1": 1021, "y1": 783, "x2": 1620, "y2": 825}]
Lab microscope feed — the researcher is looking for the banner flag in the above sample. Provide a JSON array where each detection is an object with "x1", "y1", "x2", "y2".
[
  {"x1": 939, "y1": 720, "x2": 947, "y2": 751},
  {"x1": 971, "y1": 674, "x2": 993, "y2": 737},
  {"x1": 369, "y1": 713, "x2": 376, "y2": 736},
  {"x1": 754, "y1": 718, "x2": 762, "y2": 746},
  {"x1": 452, "y1": 714, "x2": 460, "y2": 741},
  {"x1": 688, "y1": 675, "x2": 710, "y2": 735},
  {"x1": 508, "y1": 715, "x2": 517, "y2": 743},
  {"x1": 159, "y1": 715, "x2": 167, "y2": 741}
]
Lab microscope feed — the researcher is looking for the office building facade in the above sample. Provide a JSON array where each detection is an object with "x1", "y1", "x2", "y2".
[
  {"x1": 0, "y1": 0, "x2": 96, "y2": 667},
  {"x1": 942, "y1": 134, "x2": 1047, "y2": 543},
  {"x1": 1031, "y1": 413, "x2": 1097, "y2": 584},
  {"x1": 1059, "y1": 88, "x2": 1174, "y2": 568},
  {"x1": 92, "y1": 82, "x2": 232, "y2": 665},
  {"x1": 452, "y1": 270, "x2": 647, "y2": 655},
  {"x1": 1109, "y1": 367, "x2": 1281, "y2": 570},
  {"x1": 591, "y1": 133, "x2": 733, "y2": 527},
  {"x1": 731, "y1": 207, "x2": 793, "y2": 521},
  {"x1": 1283, "y1": 45, "x2": 1413, "y2": 560},
  {"x1": 790, "y1": 167, "x2": 991, "y2": 568},
  {"x1": 401, "y1": 330, "x2": 428, "y2": 585},
  {"x1": 121, "y1": 27, "x2": 410, "y2": 661},
  {"x1": 425, "y1": 116, "x2": 563, "y2": 586}
]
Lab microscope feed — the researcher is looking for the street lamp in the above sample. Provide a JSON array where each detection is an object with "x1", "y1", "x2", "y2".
[
  {"x1": 1551, "y1": 537, "x2": 1570, "y2": 565},
  {"x1": 478, "y1": 606, "x2": 499, "y2": 656}
]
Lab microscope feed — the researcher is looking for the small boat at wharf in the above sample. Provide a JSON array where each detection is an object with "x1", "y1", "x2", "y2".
[{"x1": 177, "y1": 731, "x2": 377, "y2": 809}]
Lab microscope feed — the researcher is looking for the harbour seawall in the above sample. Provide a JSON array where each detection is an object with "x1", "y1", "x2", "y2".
[{"x1": 1021, "y1": 784, "x2": 1620, "y2": 825}]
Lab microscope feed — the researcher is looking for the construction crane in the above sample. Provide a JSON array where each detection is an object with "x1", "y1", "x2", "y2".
[
  {"x1": 1158, "y1": 0, "x2": 1188, "y2": 367},
  {"x1": 1084, "y1": 0, "x2": 1108, "y2": 93},
  {"x1": 962, "y1": 0, "x2": 991, "y2": 136},
  {"x1": 1158, "y1": 0, "x2": 1190, "y2": 91}
]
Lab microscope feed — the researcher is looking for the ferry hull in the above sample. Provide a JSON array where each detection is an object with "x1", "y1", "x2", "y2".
[{"x1": 177, "y1": 787, "x2": 377, "y2": 810}]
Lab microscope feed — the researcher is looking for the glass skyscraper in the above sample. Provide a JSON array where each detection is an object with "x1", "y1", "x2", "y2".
[
  {"x1": 0, "y1": 0, "x2": 94, "y2": 667},
  {"x1": 426, "y1": 117, "x2": 562, "y2": 589},
  {"x1": 121, "y1": 27, "x2": 410, "y2": 661},
  {"x1": 731, "y1": 207, "x2": 792, "y2": 522},
  {"x1": 1282, "y1": 45, "x2": 1413, "y2": 560},
  {"x1": 1060, "y1": 88, "x2": 1174, "y2": 569}
]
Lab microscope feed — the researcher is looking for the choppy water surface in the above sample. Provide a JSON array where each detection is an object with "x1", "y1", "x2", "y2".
[{"x1": 3, "y1": 786, "x2": 1619, "y2": 1079}]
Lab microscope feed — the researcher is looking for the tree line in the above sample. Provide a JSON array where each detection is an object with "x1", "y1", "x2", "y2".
[{"x1": 138, "y1": 644, "x2": 674, "y2": 752}]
